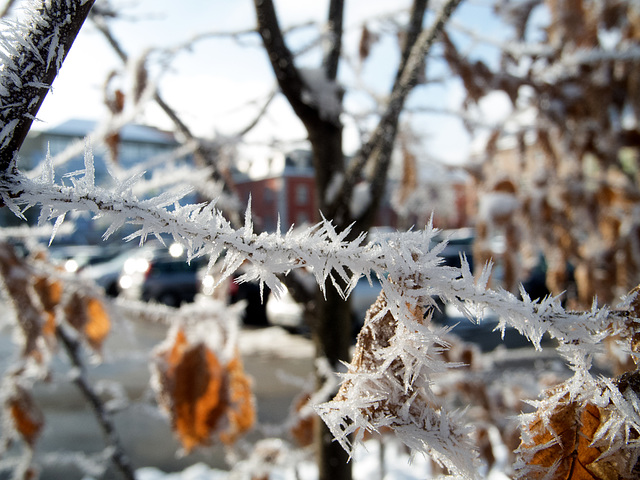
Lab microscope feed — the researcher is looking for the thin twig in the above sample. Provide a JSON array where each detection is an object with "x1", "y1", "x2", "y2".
[{"x1": 56, "y1": 324, "x2": 136, "y2": 480}]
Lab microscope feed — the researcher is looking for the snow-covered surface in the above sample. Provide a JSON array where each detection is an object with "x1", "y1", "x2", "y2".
[
  {"x1": 237, "y1": 326, "x2": 314, "y2": 359},
  {"x1": 299, "y1": 68, "x2": 342, "y2": 122},
  {"x1": 477, "y1": 192, "x2": 519, "y2": 221},
  {"x1": 133, "y1": 438, "x2": 510, "y2": 480}
]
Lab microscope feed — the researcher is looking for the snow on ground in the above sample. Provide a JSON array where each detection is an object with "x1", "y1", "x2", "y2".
[
  {"x1": 237, "y1": 326, "x2": 314, "y2": 359},
  {"x1": 133, "y1": 437, "x2": 512, "y2": 480}
]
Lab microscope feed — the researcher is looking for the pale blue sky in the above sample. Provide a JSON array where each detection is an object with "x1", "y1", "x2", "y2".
[{"x1": 31, "y1": 0, "x2": 520, "y2": 165}]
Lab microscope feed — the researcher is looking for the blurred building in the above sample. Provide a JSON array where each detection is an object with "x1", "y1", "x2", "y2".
[
  {"x1": 234, "y1": 149, "x2": 317, "y2": 232},
  {"x1": 19, "y1": 118, "x2": 179, "y2": 178},
  {"x1": 7, "y1": 119, "x2": 187, "y2": 242},
  {"x1": 233, "y1": 149, "x2": 472, "y2": 232}
]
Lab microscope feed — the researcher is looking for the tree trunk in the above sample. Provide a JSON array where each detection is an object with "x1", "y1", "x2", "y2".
[{"x1": 313, "y1": 280, "x2": 353, "y2": 480}]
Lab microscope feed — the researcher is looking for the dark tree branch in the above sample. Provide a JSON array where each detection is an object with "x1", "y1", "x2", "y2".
[
  {"x1": 0, "y1": 0, "x2": 96, "y2": 174},
  {"x1": 253, "y1": 0, "x2": 323, "y2": 128},
  {"x1": 323, "y1": 0, "x2": 344, "y2": 81},
  {"x1": 395, "y1": 0, "x2": 429, "y2": 83},
  {"x1": 254, "y1": 0, "x2": 345, "y2": 214},
  {"x1": 332, "y1": 0, "x2": 463, "y2": 227}
]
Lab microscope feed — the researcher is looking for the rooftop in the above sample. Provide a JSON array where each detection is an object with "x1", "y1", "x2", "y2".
[{"x1": 36, "y1": 119, "x2": 176, "y2": 145}]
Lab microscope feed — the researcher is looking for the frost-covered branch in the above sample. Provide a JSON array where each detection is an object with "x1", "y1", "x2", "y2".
[
  {"x1": 0, "y1": 0, "x2": 95, "y2": 172},
  {"x1": 3, "y1": 145, "x2": 640, "y2": 474}
]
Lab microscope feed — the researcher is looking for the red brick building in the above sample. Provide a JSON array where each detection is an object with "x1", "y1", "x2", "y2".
[
  {"x1": 234, "y1": 149, "x2": 472, "y2": 233},
  {"x1": 234, "y1": 150, "x2": 318, "y2": 232}
]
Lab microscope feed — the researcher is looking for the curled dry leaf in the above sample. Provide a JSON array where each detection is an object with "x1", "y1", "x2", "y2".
[
  {"x1": 219, "y1": 352, "x2": 255, "y2": 445},
  {"x1": 289, "y1": 392, "x2": 315, "y2": 448},
  {"x1": 517, "y1": 372, "x2": 640, "y2": 480},
  {"x1": 152, "y1": 328, "x2": 255, "y2": 452},
  {"x1": 0, "y1": 244, "x2": 47, "y2": 360},
  {"x1": 155, "y1": 328, "x2": 225, "y2": 452},
  {"x1": 517, "y1": 394, "x2": 603, "y2": 479},
  {"x1": 83, "y1": 297, "x2": 111, "y2": 351},
  {"x1": 64, "y1": 293, "x2": 111, "y2": 352},
  {"x1": 358, "y1": 24, "x2": 372, "y2": 63},
  {"x1": 33, "y1": 276, "x2": 62, "y2": 313},
  {"x1": 32, "y1": 276, "x2": 62, "y2": 345},
  {"x1": 318, "y1": 288, "x2": 479, "y2": 477},
  {"x1": 6, "y1": 385, "x2": 44, "y2": 447}
]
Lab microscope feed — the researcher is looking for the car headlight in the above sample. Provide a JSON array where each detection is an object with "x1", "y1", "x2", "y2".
[
  {"x1": 202, "y1": 275, "x2": 215, "y2": 295},
  {"x1": 119, "y1": 275, "x2": 133, "y2": 290},
  {"x1": 65, "y1": 259, "x2": 79, "y2": 273}
]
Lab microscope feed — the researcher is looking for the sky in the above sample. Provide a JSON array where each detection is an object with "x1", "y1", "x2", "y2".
[{"x1": 24, "y1": 0, "x2": 518, "y2": 167}]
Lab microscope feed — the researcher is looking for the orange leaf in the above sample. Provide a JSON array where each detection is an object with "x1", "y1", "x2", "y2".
[
  {"x1": 64, "y1": 292, "x2": 86, "y2": 332},
  {"x1": 220, "y1": 352, "x2": 255, "y2": 445},
  {"x1": 518, "y1": 396, "x2": 604, "y2": 479},
  {"x1": 154, "y1": 330, "x2": 256, "y2": 451},
  {"x1": 33, "y1": 277, "x2": 63, "y2": 314},
  {"x1": 156, "y1": 329, "x2": 226, "y2": 452},
  {"x1": 84, "y1": 297, "x2": 110, "y2": 351},
  {"x1": 289, "y1": 392, "x2": 315, "y2": 448},
  {"x1": 8, "y1": 386, "x2": 44, "y2": 447},
  {"x1": 0, "y1": 246, "x2": 47, "y2": 360},
  {"x1": 64, "y1": 294, "x2": 111, "y2": 352}
]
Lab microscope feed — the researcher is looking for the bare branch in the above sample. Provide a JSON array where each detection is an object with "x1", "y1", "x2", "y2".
[
  {"x1": 56, "y1": 323, "x2": 136, "y2": 480},
  {"x1": 323, "y1": 0, "x2": 344, "y2": 81},
  {"x1": 253, "y1": 0, "x2": 321, "y2": 127},
  {"x1": 236, "y1": 88, "x2": 278, "y2": 137},
  {"x1": 333, "y1": 0, "x2": 463, "y2": 226}
]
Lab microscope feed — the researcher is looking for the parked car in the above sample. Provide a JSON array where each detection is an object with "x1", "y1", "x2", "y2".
[
  {"x1": 266, "y1": 275, "x2": 381, "y2": 334},
  {"x1": 118, "y1": 244, "x2": 207, "y2": 307},
  {"x1": 432, "y1": 303, "x2": 532, "y2": 351},
  {"x1": 49, "y1": 244, "x2": 121, "y2": 274},
  {"x1": 434, "y1": 228, "x2": 475, "y2": 271},
  {"x1": 80, "y1": 245, "x2": 156, "y2": 296}
]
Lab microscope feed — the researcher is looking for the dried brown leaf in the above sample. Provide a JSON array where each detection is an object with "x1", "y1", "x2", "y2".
[
  {"x1": 0, "y1": 245, "x2": 46, "y2": 360},
  {"x1": 169, "y1": 329, "x2": 224, "y2": 452},
  {"x1": 517, "y1": 394, "x2": 615, "y2": 479},
  {"x1": 64, "y1": 294, "x2": 111, "y2": 352},
  {"x1": 33, "y1": 276, "x2": 62, "y2": 314},
  {"x1": 289, "y1": 392, "x2": 315, "y2": 447},
  {"x1": 219, "y1": 352, "x2": 255, "y2": 446},
  {"x1": 84, "y1": 297, "x2": 110, "y2": 351},
  {"x1": 358, "y1": 24, "x2": 372, "y2": 63},
  {"x1": 7, "y1": 386, "x2": 44, "y2": 447},
  {"x1": 155, "y1": 328, "x2": 252, "y2": 452}
]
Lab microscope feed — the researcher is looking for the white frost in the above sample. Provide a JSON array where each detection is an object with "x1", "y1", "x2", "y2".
[
  {"x1": 349, "y1": 181, "x2": 371, "y2": 218},
  {"x1": 300, "y1": 68, "x2": 342, "y2": 122}
]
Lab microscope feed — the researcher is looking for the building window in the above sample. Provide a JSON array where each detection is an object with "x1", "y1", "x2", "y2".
[
  {"x1": 296, "y1": 184, "x2": 309, "y2": 205},
  {"x1": 296, "y1": 212, "x2": 309, "y2": 225}
]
